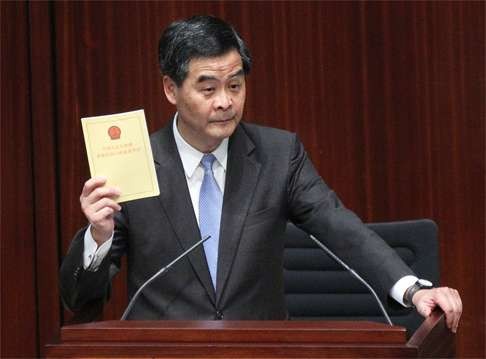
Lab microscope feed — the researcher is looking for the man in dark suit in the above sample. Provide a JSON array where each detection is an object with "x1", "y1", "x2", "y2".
[{"x1": 60, "y1": 15, "x2": 462, "y2": 331}]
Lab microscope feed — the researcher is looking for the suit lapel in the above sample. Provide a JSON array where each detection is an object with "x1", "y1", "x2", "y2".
[
  {"x1": 216, "y1": 125, "x2": 261, "y2": 304},
  {"x1": 151, "y1": 123, "x2": 216, "y2": 304}
]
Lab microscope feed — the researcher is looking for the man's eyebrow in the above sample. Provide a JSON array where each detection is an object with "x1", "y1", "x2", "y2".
[
  {"x1": 196, "y1": 75, "x2": 217, "y2": 83},
  {"x1": 228, "y1": 69, "x2": 245, "y2": 79},
  {"x1": 196, "y1": 69, "x2": 245, "y2": 84}
]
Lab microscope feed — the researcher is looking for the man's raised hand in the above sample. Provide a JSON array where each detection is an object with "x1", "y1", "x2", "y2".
[{"x1": 80, "y1": 176, "x2": 121, "y2": 245}]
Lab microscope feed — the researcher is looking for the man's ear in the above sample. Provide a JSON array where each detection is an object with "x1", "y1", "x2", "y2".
[{"x1": 162, "y1": 75, "x2": 178, "y2": 105}]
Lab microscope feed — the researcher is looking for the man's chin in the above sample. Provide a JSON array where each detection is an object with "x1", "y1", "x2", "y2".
[{"x1": 209, "y1": 120, "x2": 238, "y2": 137}]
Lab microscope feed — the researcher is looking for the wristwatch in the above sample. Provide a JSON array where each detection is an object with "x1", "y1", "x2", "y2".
[{"x1": 403, "y1": 279, "x2": 433, "y2": 307}]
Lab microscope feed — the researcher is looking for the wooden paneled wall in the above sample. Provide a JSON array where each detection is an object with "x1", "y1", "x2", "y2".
[{"x1": 1, "y1": 1, "x2": 484, "y2": 357}]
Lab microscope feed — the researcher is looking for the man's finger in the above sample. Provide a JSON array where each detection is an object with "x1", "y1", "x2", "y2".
[
  {"x1": 434, "y1": 287, "x2": 461, "y2": 332},
  {"x1": 84, "y1": 186, "x2": 121, "y2": 206},
  {"x1": 90, "y1": 206, "x2": 116, "y2": 225},
  {"x1": 90, "y1": 197, "x2": 122, "y2": 214},
  {"x1": 81, "y1": 176, "x2": 107, "y2": 198},
  {"x1": 416, "y1": 301, "x2": 432, "y2": 317},
  {"x1": 449, "y1": 288, "x2": 462, "y2": 333}
]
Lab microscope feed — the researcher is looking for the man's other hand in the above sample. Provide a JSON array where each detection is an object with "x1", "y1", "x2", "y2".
[
  {"x1": 80, "y1": 176, "x2": 121, "y2": 245},
  {"x1": 412, "y1": 287, "x2": 462, "y2": 333}
]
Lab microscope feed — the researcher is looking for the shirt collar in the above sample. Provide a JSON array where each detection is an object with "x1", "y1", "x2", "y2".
[{"x1": 172, "y1": 113, "x2": 228, "y2": 179}]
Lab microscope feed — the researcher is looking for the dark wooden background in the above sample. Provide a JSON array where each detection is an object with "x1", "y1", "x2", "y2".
[{"x1": 1, "y1": 1, "x2": 484, "y2": 357}]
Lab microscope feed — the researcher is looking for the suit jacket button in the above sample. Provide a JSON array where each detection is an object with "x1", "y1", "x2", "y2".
[{"x1": 215, "y1": 311, "x2": 223, "y2": 320}]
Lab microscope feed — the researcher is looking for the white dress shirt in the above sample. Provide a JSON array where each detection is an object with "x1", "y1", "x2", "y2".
[{"x1": 82, "y1": 113, "x2": 417, "y2": 306}]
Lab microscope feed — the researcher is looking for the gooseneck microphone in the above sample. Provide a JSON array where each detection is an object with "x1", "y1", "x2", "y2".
[
  {"x1": 121, "y1": 235, "x2": 211, "y2": 320},
  {"x1": 308, "y1": 234, "x2": 393, "y2": 326}
]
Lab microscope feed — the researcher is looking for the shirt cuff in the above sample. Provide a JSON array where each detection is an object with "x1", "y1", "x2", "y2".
[
  {"x1": 83, "y1": 225, "x2": 113, "y2": 270},
  {"x1": 390, "y1": 275, "x2": 419, "y2": 307}
]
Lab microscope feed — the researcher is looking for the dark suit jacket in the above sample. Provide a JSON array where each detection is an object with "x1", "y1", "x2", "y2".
[{"x1": 60, "y1": 120, "x2": 414, "y2": 320}]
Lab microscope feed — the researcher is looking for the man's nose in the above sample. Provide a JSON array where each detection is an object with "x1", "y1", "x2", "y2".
[{"x1": 214, "y1": 89, "x2": 232, "y2": 111}]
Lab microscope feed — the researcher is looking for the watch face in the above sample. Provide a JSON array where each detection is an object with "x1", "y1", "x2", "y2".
[{"x1": 418, "y1": 279, "x2": 433, "y2": 287}]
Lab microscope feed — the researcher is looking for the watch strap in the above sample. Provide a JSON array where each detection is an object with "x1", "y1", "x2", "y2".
[{"x1": 403, "y1": 280, "x2": 433, "y2": 307}]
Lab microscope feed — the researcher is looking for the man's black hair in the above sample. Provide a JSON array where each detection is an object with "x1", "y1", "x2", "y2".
[{"x1": 158, "y1": 15, "x2": 252, "y2": 86}]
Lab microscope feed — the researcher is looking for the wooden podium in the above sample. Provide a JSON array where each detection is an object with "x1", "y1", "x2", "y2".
[{"x1": 46, "y1": 310, "x2": 454, "y2": 358}]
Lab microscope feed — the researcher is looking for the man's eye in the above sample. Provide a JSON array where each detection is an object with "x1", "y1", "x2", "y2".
[
  {"x1": 230, "y1": 83, "x2": 241, "y2": 91},
  {"x1": 202, "y1": 87, "x2": 215, "y2": 94}
]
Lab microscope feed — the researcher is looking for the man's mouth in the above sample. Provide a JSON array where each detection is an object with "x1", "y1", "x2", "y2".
[{"x1": 210, "y1": 115, "x2": 235, "y2": 123}]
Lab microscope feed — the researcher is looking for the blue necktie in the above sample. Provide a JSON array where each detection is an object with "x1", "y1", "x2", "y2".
[{"x1": 199, "y1": 154, "x2": 222, "y2": 289}]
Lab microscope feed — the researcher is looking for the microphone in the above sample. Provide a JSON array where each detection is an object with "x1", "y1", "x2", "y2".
[
  {"x1": 308, "y1": 234, "x2": 393, "y2": 326},
  {"x1": 121, "y1": 235, "x2": 211, "y2": 320}
]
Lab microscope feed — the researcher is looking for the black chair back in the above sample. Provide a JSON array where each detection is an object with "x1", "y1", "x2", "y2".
[{"x1": 284, "y1": 219, "x2": 439, "y2": 335}]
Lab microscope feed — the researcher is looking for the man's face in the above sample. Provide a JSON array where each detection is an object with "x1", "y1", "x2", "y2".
[{"x1": 163, "y1": 49, "x2": 246, "y2": 153}]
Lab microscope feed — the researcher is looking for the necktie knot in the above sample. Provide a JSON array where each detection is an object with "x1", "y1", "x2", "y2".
[{"x1": 201, "y1": 154, "x2": 217, "y2": 172}]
